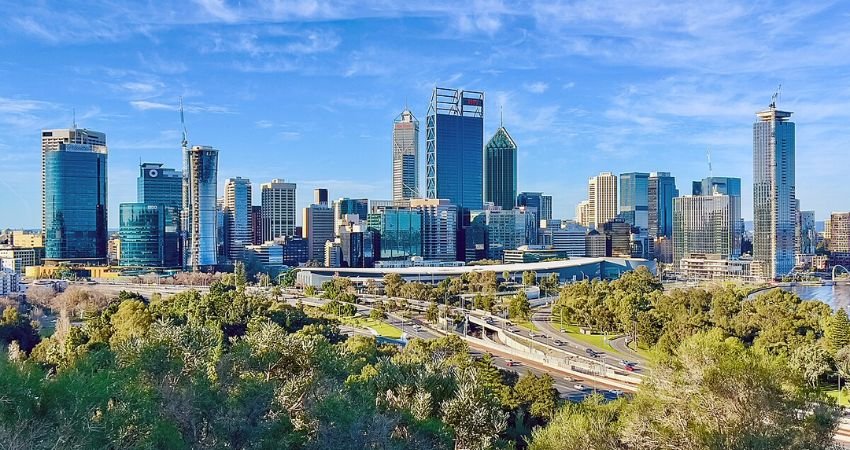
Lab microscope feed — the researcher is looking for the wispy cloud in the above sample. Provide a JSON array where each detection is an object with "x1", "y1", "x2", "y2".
[
  {"x1": 523, "y1": 81, "x2": 549, "y2": 94},
  {"x1": 130, "y1": 100, "x2": 232, "y2": 113}
]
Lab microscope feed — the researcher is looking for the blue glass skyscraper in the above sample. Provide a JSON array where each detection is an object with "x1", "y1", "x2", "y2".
[
  {"x1": 138, "y1": 162, "x2": 182, "y2": 209},
  {"x1": 43, "y1": 136, "x2": 108, "y2": 263},
  {"x1": 484, "y1": 126, "x2": 517, "y2": 211},
  {"x1": 119, "y1": 203, "x2": 181, "y2": 268},
  {"x1": 426, "y1": 87, "x2": 484, "y2": 213},
  {"x1": 691, "y1": 176, "x2": 742, "y2": 197},
  {"x1": 648, "y1": 172, "x2": 678, "y2": 260}
]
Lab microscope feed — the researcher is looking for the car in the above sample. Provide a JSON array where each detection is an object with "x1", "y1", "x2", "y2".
[
  {"x1": 506, "y1": 321, "x2": 515, "y2": 327},
  {"x1": 573, "y1": 384, "x2": 586, "y2": 390},
  {"x1": 585, "y1": 348, "x2": 598, "y2": 357},
  {"x1": 610, "y1": 389, "x2": 624, "y2": 396},
  {"x1": 528, "y1": 331, "x2": 536, "y2": 338},
  {"x1": 553, "y1": 339, "x2": 564, "y2": 346},
  {"x1": 412, "y1": 325, "x2": 422, "y2": 331},
  {"x1": 624, "y1": 365, "x2": 635, "y2": 372},
  {"x1": 507, "y1": 360, "x2": 521, "y2": 367},
  {"x1": 621, "y1": 360, "x2": 636, "y2": 367}
]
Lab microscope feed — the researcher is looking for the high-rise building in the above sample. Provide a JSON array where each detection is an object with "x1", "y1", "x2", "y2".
[
  {"x1": 333, "y1": 198, "x2": 369, "y2": 235},
  {"x1": 138, "y1": 162, "x2": 182, "y2": 209},
  {"x1": 224, "y1": 177, "x2": 252, "y2": 263},
  {"x1": 185, "y1": 145, "x2": 219, "y2": 270},
  {"x1": 829, "y1": 212, "x2": 850, "y2": 253},
  {"x1": 367, "y1": 207, "x2": 423, "y2": 261},
  {"x1": 119, "y1": 203, "x2": 181, "y2": 268},
  {"x1": 619, "y1": 172, "x2": 649, "y2": 230},
  {"x1": 303, "y1": 204, "x2": 334, "y2": 263},
  {"x1": 43, "y1": 130, "x2": 108, "y2": 263},
  {"x1": 484, "y1": 125, "x2": 517, "y2": 210},
  {"x1": 672, "y1": 194, "x2": 742, "y2": 269},
  {"x1": 691, "y1": 176, "x2": 742, "y2": 197},
  {"x1": 576, "y1": 200, "x2": 591, "y2": 228},
  {"x1": 393, "y1": 109, "x2": 419, "y2": 201},
  {"x1": 41, "y1": 128, "x2": 107, "y2": 234},
  {"x1": 250, "y1": 206, "x2": 263, "y2": 245},
  {"x1": 540, "y1": 222, "x2": 587, "y2": 257},
  {"x1": 261, "y1": 179, "x2": 297, "y2": 241},
  {"x1": 410, "y1": 198, "x2": 458, "y2": 261},
  {"x1": 470, "y1": 204, "x2": 535, "y2": 261},
  {"x1": 314, "y1": 188, "x2": 328, "y2": 207},
  {"x1": 648, "y1": 172, "x2": 678, "y2": 260},
  {"x1": 338, "y1": 221, "x2": 376, "y2": 268},
  {"x1": 753, "y1": 102, "x2": 796, "y2": 280},
  {"x1": 796, "y1": 209, "x2": 816, "y2": 256},
  {"x1": 517, "y1": 192, "x2": 552, "y2": 223},
  {"x1": 603, "y1": 219, "x2": 632, "y2": 257},
  {"x1": 9, "y1": 231, "x2": 43, "y2": 248},
  {"x1": 426, "y1": 87, "x2": 484, "y2": 214},
  {"x1": 324, "y1": 240, "x2": 343, "y2": 268},
  {"x1": 588, "y1": 172, "x2": 617, "y2": 229},
  {"x1": 585, "y1": 230, "x2": 606, "y2": 257}
]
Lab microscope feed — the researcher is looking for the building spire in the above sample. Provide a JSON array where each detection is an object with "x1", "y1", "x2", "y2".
[
  {"x1": 72, "y1": 108, "x2": 76, "y2": 129},
  {"x1": 500, "y1": 104, "x2": 503, "y2": 128}
]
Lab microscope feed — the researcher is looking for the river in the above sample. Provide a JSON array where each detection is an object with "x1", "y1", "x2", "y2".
[{"x1": 778, "y1": 284, "x2": 850, "y2": 311}]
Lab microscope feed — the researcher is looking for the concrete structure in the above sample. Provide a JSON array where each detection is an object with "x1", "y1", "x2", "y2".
[
  {"x1": 43, "y1": 128, "x2": 108, "y2": 264},
  {"x1": 0, "y1": 246, "x2": 44, "y2": 275},
  {"x1": 588, "y1": 172, "x2": 617, "y2": 229},
  {"x1": 753, "y1": 102, "x2": 796, "y2": 280},
  {"x1": 410, "y1": 198, "x2": 458, "y2": 261},
  {"x1": 575, "y1": 200, "x2": 591, "y2": 228},
  {"x1": 540, "y1": 222, "x2": 587, "y2": 257},
  {"x1": 303, "y1": 204, "x2": 335, "y2": 263},
  {"x1": 9, "y1": 231, "x2": 43, "y2": 248},
  {"x1": 223, "y1": 177, "x2": 252, "y2": 263},
  {"x1": 672, "y1": 194, "x2": 742, "y2": 269},
  {"x1": 426, "y1": 87, "x2": 484, "y2": 214},
  {"x1": 393, "y1": 109, "x2": 419, "y2": 200},
  {"x1": 184, "y1": 145, "x2": 219, "y2": 270},
  {"x1": 585, "y1": 230, "x2": 606, "y2": 257},
  {"x1": 324, "y1": 239, "x2": 343, "y2": 268},
  {"x1": 260, "y1": 179, "x2": 297, "y2": 241},
  {"x1": 314, "y1": 188, "x2": 328, "y2": 207},
  {"x1": 245, "y1": 241, "x2": 284, "y2": 271},
  {"x1": 829, "y1": 212, "x2": 850, "y2": 253},
  {"x1": 0, "y1": 261, "x2": 19, "y2": 296},
  {"x1": 333, "y1": 198, "x2": 369, "y2": 235},
  {"x1": 679, "y1": 255, "x2": 754, "y2": 281},
  {"x1": 138, "y1": 162, "x2": 182, "y2": 209},
  {"x1": 296, "y1": 257, "x2": 656, "y2": 287},
  {"x1": 484, "y1": 126, "x2": 518, "y2": 210}
]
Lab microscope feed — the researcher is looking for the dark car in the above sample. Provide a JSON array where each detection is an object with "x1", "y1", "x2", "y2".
[{"x1": 585, "y1": 348, "x2": 598, "y2": 357}]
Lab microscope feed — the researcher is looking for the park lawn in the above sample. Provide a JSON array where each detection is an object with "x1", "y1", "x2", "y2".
[
  {"x1": 549, "y1": 317, "x2": 616, "y2": 351},
  {"x1": 825, "y1": 388, "x2": 850, "y2": 407},
  {"x1": 333, "y1": 314, "x2": 403, "y2": 339},
  {"x1": 515, "y1": 320, "x2": 539, "y2": 332}
]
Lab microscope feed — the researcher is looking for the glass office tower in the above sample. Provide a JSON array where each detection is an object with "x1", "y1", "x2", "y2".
[
  {"x1": 484, "y1": 126, "x2": 517, "y2": 211},
  {"x1": 753, "y1": 104, "x2": 796, "y2": 280},
  {"x1": 691, "y1": 176, "x2": 742, "y2": 197},
  {"x1": 393, "y1": 109, "x2": 419, "y2": 200},
  {"x1": 648, "y1": 172, "x2": 678, "y2": 261},
  {"x1": 619, "y1": 172, "x2": 649, "y2": 230},
  {"x1": 43, "y1": 140, "x2": 108, "y2": 263},
  {"x1": 367, "y1": 208, "x2": 422, "y2": 260},
  {"x1": 138, "y1": 162, "x2": 182, "y2": 209},
  {"x1": 187, "y1": 145, "x2": 219, "y2": 270},
  {"x1": 119, "y1": 203, "x2": 180, "y2": 268},
  {"x1": 425, "y1": 87, "x2": 484, "y2": 213}
]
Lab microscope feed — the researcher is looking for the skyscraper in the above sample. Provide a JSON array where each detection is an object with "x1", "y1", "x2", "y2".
[
  {"x1": 303, "y1": 204, "x2": 334, "y2": 263},
  {"x1": 588, "y1": 172, "x2": 617, "y2": 229},
  {"x1": 484, "y1": 125, "x2": 517, "y2": 211},
  {"x1": 185, "y1": 145, "x2": 219, "y2": 270},
  {"x1": 619, "y1": 172, "x2": 649, "y2": 230},
  {"x1": 314, "y1": 188, "x2": 328, "y2": 207},
  {"x1": 224, "y1": 177, "x2": 252, "y2": 263},
  {"x1": 42, "y1": 129, "x2": 108, "y2": 263},
  {"x1": 648, "y1": 172, "x2": 678, "y2": 260},
  {"x1": 333, "y1": 198, "x2": 369, "y2": 235},
  {"x1": 753, "y1": 102, "x2": 796, "y2": 280},
  {"x1": 425, "y1": 87, "x2": 484, "y2": 213},
  {"x1": 367, "y1": 206, "x2": 423, "y2": 260},
  {"x1": 138, "y1": 162, "x2": 182, "y2": 209},
  {"x1": 575, "y1": 200, "x2": 591, "y2": 228},
  {"x1": 250, "y1": 206, "x2": 263, "y2": 245},
  {"x1": 119, "y1": 203, "x2": 180, "y2": 268},
  {"x1": 691, "y1": 176, "x2": 742, "y2": 197},
  {"x1": 796, "y1": 209, "x2": 816, "y2": 255},
  {"x1": 672, "y1": 193, "x2": 742, "y2": 268},
  {"x1": 410, "y1": 198, "x2": 458, "y2": 261},
  {"x1": 393, "y1": 109, "x2": 419, "y2": 201},
  {"x1": 517, "y1": 192, "x2": 552, "y2": 223},
  {"x1": 261, "y1": 179, "x2": 297, "y2": 241}
]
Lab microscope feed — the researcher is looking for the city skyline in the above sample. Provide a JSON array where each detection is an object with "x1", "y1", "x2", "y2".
[{"x1": 2, "y1": 1, "x2": 850, "y2": 229}]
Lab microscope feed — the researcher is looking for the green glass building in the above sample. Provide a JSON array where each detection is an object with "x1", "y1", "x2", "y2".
[
  {"x1": 484, "y1": 126, "x2": 517, "y2": 211},
  {"x1": 367, "y1": 208, "x2": 422, "y2": 260},
  {"x1": 119, "y1": 203, "x2": 181, "y2": 268}
]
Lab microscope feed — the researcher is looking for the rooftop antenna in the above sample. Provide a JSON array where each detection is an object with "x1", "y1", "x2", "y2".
[
  {"x1": 72, "y1": 108, "x2": 76, "y2": 129},
  {"x1": 707, "y1": 146, "x2": 713, "y2": 179},
  {"x1": 179, "y1": 96, "x2": 188, "y2": 149}
]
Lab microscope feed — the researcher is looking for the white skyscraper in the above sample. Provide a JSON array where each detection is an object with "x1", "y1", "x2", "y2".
[
  {"x1": 261, "y1": 179, "x2": 297, "y2": 241},
  {"x1": 672, "y1": 193, "x2": 742, "y2": 269},
  {"x1": 588, "y1": 172, "x2": 618, "y2": 229},
  {"x1": 224, "y1": 177, "x2": 252, "y2": 263},
  {"x1": 753, "y1": 101, "x2": 796, "y2": 280},
  {"x1": 393, "y1": 109, "x2": 419, "y2": 201},
  {"x1": 410, "y1": 198, "x2": 458, "y2": 261}
]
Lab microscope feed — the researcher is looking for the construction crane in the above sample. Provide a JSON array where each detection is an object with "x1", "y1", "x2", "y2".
[{"x1": 770, "y1": 84, "x2": 782, "y2": 109}]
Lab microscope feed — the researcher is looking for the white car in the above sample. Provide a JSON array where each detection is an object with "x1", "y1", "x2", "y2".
[
  {"x1": 610, "y1": 389, "x2": 624, "y2": 396},
  {"x1": 573, "y1": 384, "x2": 586, "y2": 390}
]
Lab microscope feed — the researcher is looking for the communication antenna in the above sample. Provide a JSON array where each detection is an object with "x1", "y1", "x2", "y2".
[
  {"x1": 500, "y1": 104, "x2": 503, "y2": 128},
  {"x1": 179, "y1": 96, "x2": 188, "y2": 149},
  {"x1": 72, "y1": 108, "x2": 76, "y2": 129},
  {"x1": 707, "y1": 146, "x2": 713, "y2": 179}
]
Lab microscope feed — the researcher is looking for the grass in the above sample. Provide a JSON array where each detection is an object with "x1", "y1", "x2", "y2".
[
  {"x1": 825, "y1": 388, "x2": 850, "y2": 407},
  {"x1": 549, "y1": 317, "x2": 616, "y2": 351},
  {"x1": 515, "y1": 320, "x2": 539, "y2": 332},
  {"x1": 335, "y1": 315, "x2": 403, "y2": 339}
]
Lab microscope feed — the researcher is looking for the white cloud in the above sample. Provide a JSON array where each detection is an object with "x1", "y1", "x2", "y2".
[
  {"x1": 130, "y1": 100, "x2": 232, "y2": 113},
  {"x1": 523, "y1": 81, "x2": 549, "y2": 94},
  {"x1": 130, "y1": 100, "x2": 173, "y2": 111}
]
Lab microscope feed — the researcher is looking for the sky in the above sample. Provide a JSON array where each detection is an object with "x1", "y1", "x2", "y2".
[{"x1": 1, "y1": 0, "x2": 849, "y2": 229}]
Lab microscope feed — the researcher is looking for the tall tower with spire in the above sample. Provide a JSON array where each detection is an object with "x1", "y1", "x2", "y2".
[
  {"x1": 392, "y1": 108, "x2": 419, "y2": 201},
  {"x1": 483, "y1": 113, "x2": 517, "y2": 210}
]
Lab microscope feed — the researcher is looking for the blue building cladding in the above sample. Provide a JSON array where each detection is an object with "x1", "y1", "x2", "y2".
[
  {"x1": 368, "y1": 208, "x2": 422, "y2": 260},
  {"x1": 691, "y1": 176, "x2": 742, "y2": 197},
  {"x1": 119, "y1": 203, "x2": 181, "y2": 268},
  {"x1": 426, "y1": 88, "x2": 484, "y2": 214},
  {"x1": 619, "y1": 172, "x2": 649, "y2": 229},
  {"x1": 138, "y1": 162, "x2": 182, "y2": 209},
  {"x1": 44, "y1": 143, "x2": 108, "y2": 262}
]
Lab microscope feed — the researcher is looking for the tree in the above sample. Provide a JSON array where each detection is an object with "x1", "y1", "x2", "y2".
[
  {"x1": 508, "y1": 291, "x2": 531, "y2": 321},
  {"x1": 304, "y1": 285, "x2": 318, "y2": 297},
  {"x1": 529, "y1": 396, "x2": 622, "y2": 450},
  {"x1": 522, "y1": 271, "x2": 537, "y2": 286},
  {"x1": 109, "y1": 300, "x2": 153, "y2": 344},
  {"x1": 836, "y1": 346, "x2": 850, "y2": 401},
  {"x1": 826, "y1": 308, "x2": 850, "y2": 353},
  {"x1": 441, "y1": 368, "x2": 508, "y2": 450},
  {"x1": 790, "y1": 343, "x2": 832, "y2": 388},
  {"x1": 383, "y1": 273, "x2": 404, "y2": 298},
  {"x1": 426, "y1": 302, "x2": 439, "y2": 324},
  {"x1": 370, "y1": 308, "x2": 387, "y2": 320},
  {"x1": 513, "y1": 372, "x2": 558, "y2": 421}
]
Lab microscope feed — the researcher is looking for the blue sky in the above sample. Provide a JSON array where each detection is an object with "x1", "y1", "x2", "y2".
[{"x1": 1, "y1": 0, "x2": 849, "y2": 229}]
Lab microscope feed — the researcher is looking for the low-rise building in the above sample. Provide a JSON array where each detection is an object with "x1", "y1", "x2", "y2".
[
  {"x1": 0, "y1": 261, "x2": 19, "y2": 295},
  {"x1": 678, "y1": 254, "x2": 754, "y2": 281},
  {"x1": 0, "y1": 246, "x2": 45, "y2": 275},
  {"x1": 503, "y1": 245, "x2": 571, "y2": 264}
]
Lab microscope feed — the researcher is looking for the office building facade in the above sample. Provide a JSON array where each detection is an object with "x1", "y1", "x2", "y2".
[
  {"x1": 411, "y1": 198, "x2": 458, "y2": 261},
  {"x1": 261, "y1": 179, "x2": 297, "y2": 241},
  {"x1": 692, "y1": 176, "x2": 742, "y2": 197},
  {"x1": 367, "y1": 207, "x2": 423, "y2": 261},
  {"x1": 334, "y1": 198, "x2": 369, "y2": 235},
  {"x1": 484, "y1": 126, "x2": 517, "y2": 210},
  {"x1": 251, "y1": 206, "x2": 263, "y2": 245},
  {"x1": 672, "y1": 194, "x2": 742, "y2": 269},
  {"x1": 829, "y1": 212, "x2": 850, "y2": 253},
  {"x1": 43, "y1": 133, "x2": 108, "y2": 263},
  {"x1": 753, "y1": 104, "x2": 796, "y2": 279},
  {"x1": 470, "y1": 204, "x2": 534, "y2": 261},
  {"x1": 426, "y1": 87, "x2": 484, "y2": 214},
  {"x1": 648, "y1": 172, "x2": 678, "y2": 260},
  {"x1": 796, "y1": 209, "x2": 816, "y2": 256},
  {"x1": 588, "y1": 172, "x2": 617, "y2": 229},
  {"x1": 314, "y1": 188, "x2": 328, "y2": 207},
  {"x1": 517, "y1": 192, "x2": 552, "y2": 223},
  {"x1": 303, "y1": 204, "x2": 335, "y2": 263},
  {"x1": 619, "y1": 172, "x2": 649, "y2": 230},
  {"x1": 185, "y1": 145, "x2": 219, "y2": 270},
  {"x1": 138, "y1": 162, "x2": 182, "y2": 209},
  {"x1": 393, "y1": 109, "x2": 419, "y2": 201},
  {"x1": 224, "y1": 177, "x2": 252, "y2": 263},
  {"x1": 119, "y1": 203, "x2": 181, "y2": 268}
]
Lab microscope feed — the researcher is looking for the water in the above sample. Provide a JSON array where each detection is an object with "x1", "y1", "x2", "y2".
[{"x1": 779, "y1": 284, "x2": 850, "y2": 311}]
